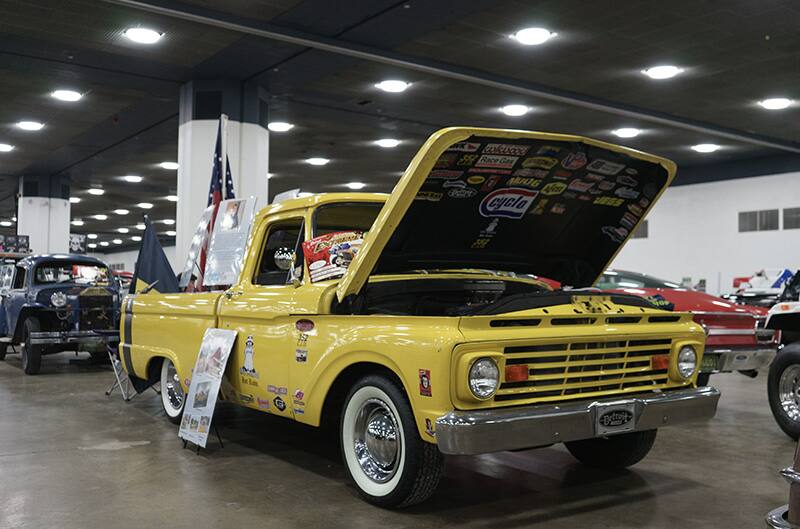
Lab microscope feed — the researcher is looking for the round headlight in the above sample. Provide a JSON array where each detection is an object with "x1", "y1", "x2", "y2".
[
  {"x1": 469, "y1": 357, "x2": 500, "y2": 400},
  {"x1": 677, "y1": 345, "x2": 698, "y2": 379},
  {"x1": 50, "y1": 291, "x2": 67, "y2": 308}
]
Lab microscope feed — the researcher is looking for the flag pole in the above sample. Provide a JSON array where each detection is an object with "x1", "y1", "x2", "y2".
[{"x1": 220, "y1": 113, "x2": 229, "y2": 199}]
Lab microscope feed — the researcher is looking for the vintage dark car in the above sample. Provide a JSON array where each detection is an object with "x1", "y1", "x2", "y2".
[{"x1": 0, "y1": 254, "x2": 120, "y2": 374}]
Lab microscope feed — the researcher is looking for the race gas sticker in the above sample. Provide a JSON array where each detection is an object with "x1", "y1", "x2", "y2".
[
  {"x1": 419, "y1": 369, "x2": 432, "y2": 397},
  {"x1": 586, "y1": 159, "x2": 625, "y2": 175},
  {"x1": 522, "y1": 156, "x2": 558, "y2": 169},
  {"x1": 474, "y1": 155, "x2": 519, "y2": 169},
  {"x1": 561, "y1": 151, "x2": 588, "y2": 170},
  {"x1": 447, "y1": 142, "x2": 481, "y2": 152},
  {"x1": 479, "y1": 188, "x2": 538, "y2": 219},
  {"x1": 541, "y1": 182, "x2": 567, "y2": 195},
  {"x1": 483, "y1": 143, "x2": 531, "y2": 156}
]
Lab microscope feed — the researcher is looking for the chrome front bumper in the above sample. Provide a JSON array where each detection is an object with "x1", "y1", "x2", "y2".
[
  {"x1": 701, "y1": 346, "x2": 776, "y2": 373},
  {"x1": 766, "y1": 506, "x2": 795, "y2": 529},
  {"x1": 29, "y1": 330, "x2": 119, "y2": 346},
  {"x1": 435, "y1": 386, "x2": 721, "y2": 455}
]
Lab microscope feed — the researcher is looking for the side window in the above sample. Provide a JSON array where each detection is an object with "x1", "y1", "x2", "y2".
[
  {"x1": 253, "y1": 219, "x2": 305, "y2": 286},
  {"x1": 11, "y1": 267, "x2": 25, "y2": 289}
]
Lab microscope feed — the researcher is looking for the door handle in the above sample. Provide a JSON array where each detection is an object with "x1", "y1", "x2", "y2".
[{"x1": 224, "y1": 290, "x2": 243, "y2": 300}]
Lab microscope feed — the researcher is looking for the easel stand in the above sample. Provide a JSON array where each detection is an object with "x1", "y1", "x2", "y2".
[{"x1": 181, "y1": 424, "x2": 224, "y2": 455}]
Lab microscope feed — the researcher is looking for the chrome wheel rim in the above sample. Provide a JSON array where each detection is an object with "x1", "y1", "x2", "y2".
[
  {"x1": 164, "y1": 361, "x2": 184, "y2": 411},
  {"x1": 352, "y1": 398, "x2": 400, "y2": 483},
  {"x1": 779, "y1": 365, "x2": 800, "y2": 421}
]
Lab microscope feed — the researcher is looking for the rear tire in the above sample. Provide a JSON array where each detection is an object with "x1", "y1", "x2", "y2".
[
  {"x1": 160, "y1": 359, "x2": 185, "y2": 424},
  {"x1": 340, "y1": 374, "x2": 443, "y2": 508},
  {"x1": 768, "y1": 343, "x2": 800, "y2": 440},
  {"x1": 22, "y1": 318, "x2": 42, "y2": 375},
  {"x1": 565, "y1": 429, "x2": 657, "y2": 469}
]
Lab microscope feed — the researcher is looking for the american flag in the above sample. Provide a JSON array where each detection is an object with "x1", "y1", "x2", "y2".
[{"x1": 199, "y1": 119, "x2": 235, "y2": 284}]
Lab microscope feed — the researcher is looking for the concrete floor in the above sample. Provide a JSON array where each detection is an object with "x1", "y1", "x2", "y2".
[{"x1": 0, "y1": 350, "x2": 792, "y2": 529}]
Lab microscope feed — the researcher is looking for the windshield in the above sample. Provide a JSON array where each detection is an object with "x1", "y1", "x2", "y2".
[
  {"x1": 595, "y1": 270, "x2": 681, "y2": 289},
  {"x1": 34, "y1": 262, "x2": 110, "y2": 285},
  {"x1": 313, "y1": 202, "x2": 382, "y2": 237}
]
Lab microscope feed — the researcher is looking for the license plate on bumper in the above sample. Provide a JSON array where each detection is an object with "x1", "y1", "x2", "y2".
[{"x1": 595, "y1": 402, "x2": 636, "y2": 436}]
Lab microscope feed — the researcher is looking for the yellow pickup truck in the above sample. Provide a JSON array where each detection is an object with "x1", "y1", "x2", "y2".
[{"x1": 121, "y1": 127, "x2": 719, "y2": 507}]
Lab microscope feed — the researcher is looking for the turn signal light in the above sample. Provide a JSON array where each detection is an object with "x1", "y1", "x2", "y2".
[
  {"x1": 651, "y1": 354, "x2": 670, "y2": 371},
  {"x1": 505, "y1": 364, "x2": 529, "y2": 382}
]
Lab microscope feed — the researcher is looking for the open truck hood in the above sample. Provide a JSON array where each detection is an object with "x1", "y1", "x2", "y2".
[{"x1": 336, "y1": 127, "x2": 676, "y2": 302}]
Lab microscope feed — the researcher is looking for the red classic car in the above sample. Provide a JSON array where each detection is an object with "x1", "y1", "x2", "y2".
[{"x1": 597, "y1": 269, "x2": 779, "y2": 386}]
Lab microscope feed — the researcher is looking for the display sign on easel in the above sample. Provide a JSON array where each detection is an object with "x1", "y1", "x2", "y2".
[
  {"x1": 178, "y1": 328, "x2": 237, "y2": 448},
  {"x1": 203, "y1": 197, "x2": 258, "y2": 287}
]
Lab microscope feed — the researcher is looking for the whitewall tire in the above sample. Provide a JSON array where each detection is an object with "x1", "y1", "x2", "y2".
[
  {"x1": 160, "y1": 358, "x2": 185, "y2": 424},
  {"x1": 340, "y1": 374, "x2": 443, "y2": 508}
]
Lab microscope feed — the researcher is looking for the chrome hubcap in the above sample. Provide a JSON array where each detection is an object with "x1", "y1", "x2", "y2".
[
  {"x1": 779, "y1": 365, "x2": 800, "y2": 421},
  {"x1": 353, "y1": 398, "x2": 400, "y2": 483},
  {"x1": 165, "y1": 362, "x2": 184, "y2": 411}
]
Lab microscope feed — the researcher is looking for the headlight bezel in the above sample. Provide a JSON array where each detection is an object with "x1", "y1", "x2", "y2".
[
  {"x1": 50, "y1": 291, "x2": 68, "y2": 308},
  {"x1": 676, "y1": 345, "x2": 698, "y2": 380},
  {"x1": 468, "y1": 357, "x2": 500, "y2": 400}
]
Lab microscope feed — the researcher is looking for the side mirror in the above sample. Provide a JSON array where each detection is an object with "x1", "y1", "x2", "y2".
[{"x1": 274, "y1": 247, "x2": 294, "y2": 271}]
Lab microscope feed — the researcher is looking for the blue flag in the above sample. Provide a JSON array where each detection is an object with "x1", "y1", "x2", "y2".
[{"x1": 130, "y1": 216, "x2": 180, "y2": 294}]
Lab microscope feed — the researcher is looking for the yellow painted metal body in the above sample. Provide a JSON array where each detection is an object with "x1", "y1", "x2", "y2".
[{"x1": 122, "y1": 127, "x2": 700, "y2": 445}]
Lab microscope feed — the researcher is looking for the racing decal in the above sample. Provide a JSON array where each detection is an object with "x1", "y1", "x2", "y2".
[
  {"x1": 273, "y1": 396, "x2": 286, "y2": 412},
  {"x1": 480, "y1": 175, "x2": 501, "y2": 191},
  {"x1": 561, "y1": 151, "x2": 588, "y2": 170},
  {"x1": 522, "y1": 156, "x2": 558, "y2": 169},
  {"x1": 615, "y1": 186, "x2": 640, "y2": 199},
  {"x1": 594, "y1": 196, "x2": 624, "y2": 207},
  {"x1": 468, "y1": 167, "x2": 512, "y2": 175},
  {"x1": 506, "y1": 176, "x2": 541, "y2": 189},
  {"x1": 627, "y1": 204, "x2": 643, "y2": 216},
  {"x1": 447, "y1": 187, "x2": 477, "y2": 199},
  {"x1": 293, "y1": 408, "x2": 305, "y2": 415},
  {"x1": 512, "y1": 168, "x2": 549, "y2": 178},
  {"x1": 267, "y1": 385, "x2": 288, "y2": 395},
  {"x1": 415, "y1": 191, "x2": 443, "y2": 202},
  {"x1": 296, "y1": 319, "x2": 314, "y2": 332},
  {"x1": 257, "y1": 397, "x2": 270, "y2": 410},
  {"x1": 616, "y1": 174, "x2": 638, "y2": 187},
  {"x1": 479, "y1": 188, "x2": 538, "y2": 219},
  {"x1": 531, "y1": 198, "x2": 549, "y2": 215},
  {"x1": 295, "y1": 348, "x2": 308, "y2": 363},
  {"x1": 646, "y1": 294, "x2": 675, "y2": 311},
  {"x1": 480, "y1": 218, "x2": 500, "y2": 238},
  {"x1": 303, "y1": 231, "x2": 363, "y2": 282},
  {"x1": 471, "y1": 238, "x2": 490, "y2": 249},
  {"x1": 443, "y1": 179, "x2": 466, "y2": 189},
  {"x1": 602, "y1": 225, "x2": 629, "y2": 243},
  {"x1": 239, "y1": 335, "x2": 259, "y2": 385},
  {"x1": 638, "y1": 197, "x2": 651, "y2": 208},
  {"x1": 457, "y1": 154, "x2": 479, "y2": 166},
  {"x1": 586, "y1": 159, "x2": 625, "y2": 175},
  {"x1": 425, "y1": 418, "x2": 435, "y2": 437},
  {"x1": 536, "y1": 145, "x2": 562, "y2": 156},
  {"x1": 239, "y1": 393, "x2": 254, "y2": 404},
  {"x1": 466, "y1": 175, "x2": 485, "y2": 185},
  {"x1": 434, "y1": 153, "x2": 457, "y2": 168},
  {"x1": 578, "y1": 194, "x2": 592, "y2": 201},
  {"x1": 585, "y1": 172, "x2": 605, "y2": 182},
  {"x1": 553, "y1": 169, "x2": 572, "y2": 180},
  {"x1": 568, "y1": 179, "x2": 594, "y2": 192},
  {"x1": 293, "y1": 389, "x2": 305, "y2": 406},
  {"x1": 474, "y1": 154, "x2": 518, "y2": 169},
  {"x1": 419, "y1": 369, "x2": 432, "y2": 397},
  {"x1": 483, "y1": 143, "x2": 531, "y2": 156},
  {"x1": 598, "y1": 180, "x2": 615, "y2": 191},
  {"x1": 541, "y1": 182, "x2": 567, "y2": 195},
  {"x1": 447, "y1": 141, "x2": 481, "y2": 152},
  {"x1": 550, "y1": 202, "x2": 566, "y2": 214},
  {"x1": 429, "y1": 170, "x2": 462, "y2": 180},
  {"x1": 619, "y1": 211, "x2": 639, "y2": 230}
]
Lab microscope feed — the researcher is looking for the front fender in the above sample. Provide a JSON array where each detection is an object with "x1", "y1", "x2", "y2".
[{"x1": 12, "y1": 303, "x2": 48, "y2": 342}]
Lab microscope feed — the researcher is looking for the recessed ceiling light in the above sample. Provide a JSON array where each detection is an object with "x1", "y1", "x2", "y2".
[
  {"x1": 88, "y1": 243, "x2": 97, "y2": 249},
  {"x1": 346, "y1": 182, "x2": 366, "y2": 190},
  {"x1": 69, "y1": 196, "x2": 81, "y2": 204},
  {"x1": 375, "y1": 80, "x2": 410, "y2": 93},
  {"x1": 136, "y1": 223, "x2": 145, "y2": 230},
  {"x1": 11, "y1": 216, "x2": 16, "y2": 222},
  {"x1": 612, "y1": 127, "x2": 642, "y2": 138},
  {"x1": 374, "y1": 138, "x2": 400, "y2": 148},
  {"x1": 51, "y1": 90, "x2": 82, "y2": 102},
  {"x1": 267, "y1": 122, "x2": 294, "y2": 132},
  {"x1": 124, "y1": 27, "x2": 162, "y2": 44},
  {"x1": 114, "y1": 209, "x2": 129, "y2": 215},
  {"x1": 162, "y1": 219, "x2": 175, "y2": 225},
  {"x1": 759, "y1": 97, "x2": 793, "y2": 110},
  {"x1": 165, "y1": 230, "x2": 176, "y2": 236},
  {"x1": 642, "y1": 65, "x2": 684, "y2": 80},
  {"x1": 99, "y1": 241, "x2": 109, "y2": 247},
  {"x1": 0, "y1": 221, "x2": 13, "y2": 227},
  {"x1": 138, "y1": 202, "x2": 153, "y2": 209},
  {"x1": 266, "y1": 173, "x2": 275, "y2": 179},
  {"x1": 71, "y1": 220, "x2": 84, "y2": 226},
  {"x1": 117, "y1": 227, "x2": 129, "y2": 233},
  {"x1": 158, "y1": 161, "x2": 179, "y2": 170},
  {"x1": 510, "y1": 27, "x2": 557, "y2": 46},
  {"x1": 123, "y1": 175, "x2": 142, "y2": 183},
  {"x1": 93, "y1": 214, "x2": 108, "y2": 220},
  {"x1": 112, "y1": 238, "x2": 122, "y2": 244},
  {"x1": 17, "y1": 121, "x2": 44, "y2": 131},
  {"x1": 87, "y1": 233, "x2": 98, "y2": 239},
  {"x1": 305, "y1": 157, "x2": 330, "y2": 166},
  {"x1": 500, "y1": 104, "x2": 530, "y2": 117},
  {"x1": 691, "y1": 143, "x2": 721, "y2": 153},
  {"x1": 165, "y1": 195, "x2": 179, "y2": 202},
  {"x1": 87, "y1": 188, "x2": 104, "y2": 196},
  {"x1": 131, "y1": 236, "x2": 142, "y2": 242},
  {"x1": 0, "y1": 144, "x2": 14, "y2": 152}
]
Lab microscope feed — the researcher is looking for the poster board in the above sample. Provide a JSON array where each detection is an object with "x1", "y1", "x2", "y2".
[
  {"x1": 203, "y1": 197, "x2": 258, "y2": 287},
  {"x1": 69, "y1": 234, "x2": 86, "y2": 254},
  {"x1": 178, "y1": 328, "x2": 237, "y2": 448}
]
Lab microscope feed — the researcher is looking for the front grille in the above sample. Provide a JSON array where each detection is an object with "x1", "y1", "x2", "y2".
[
  {"x1": 496, "y1": 338, "x2": 674, "y2": 403},
  {"x1": 79, "y1": 295, "x2": 113, "y2": 330}
]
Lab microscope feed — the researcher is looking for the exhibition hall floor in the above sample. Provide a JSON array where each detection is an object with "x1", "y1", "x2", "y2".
[{"x1": 0, "y1": 352, "x2": 788, "y2": 529}]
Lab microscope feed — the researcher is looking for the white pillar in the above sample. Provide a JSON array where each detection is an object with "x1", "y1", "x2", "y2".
[
  {"x1": 17, "y1": 176, "x2": 70, "y2": 254},
  {"x1": 175, "y1": 81, "x2": 269, "y2": 265}
]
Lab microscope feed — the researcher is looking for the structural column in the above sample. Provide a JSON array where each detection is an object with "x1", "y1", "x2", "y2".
[
  {"x1": 17, "y1": 174, "x2": 70, "y2": 254},
  {"x1": 175, "y1": 80, "x2": 270, "y2": 264}
]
